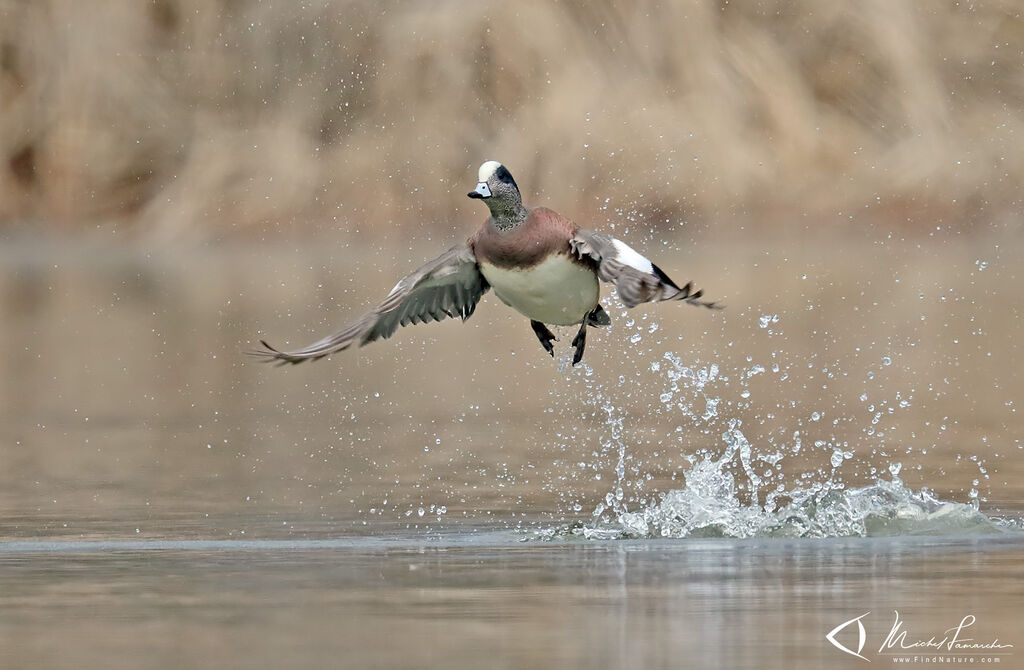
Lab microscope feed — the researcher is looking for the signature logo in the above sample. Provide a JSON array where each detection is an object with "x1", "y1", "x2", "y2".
[
  {"x1": 826, "y1": 611, "x2": 1014, "y2": 663},
  {"x1": 827, "y1": 612, "x2": 871, "y2": 661}
]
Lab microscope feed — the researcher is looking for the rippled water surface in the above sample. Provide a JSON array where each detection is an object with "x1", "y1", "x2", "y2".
[
  {"x1": 2, "y1": 533, "x2": 1023, "y2": 669},
  {"x1": 1, "y1": 235, "x2": 1022, "y2": 668}
]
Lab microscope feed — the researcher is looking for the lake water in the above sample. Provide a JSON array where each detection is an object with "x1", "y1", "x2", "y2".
[
  {"x1": 1, "y1": 532, "x2": 1022, "y2": 669},
  {"x1": 0, "y1": 231, "x2": 1021, "y2": 668}
]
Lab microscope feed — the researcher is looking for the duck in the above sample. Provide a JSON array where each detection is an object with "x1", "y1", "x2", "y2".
[{"x1": 253, "y1": 160, "x2": 719, "y2": 367}]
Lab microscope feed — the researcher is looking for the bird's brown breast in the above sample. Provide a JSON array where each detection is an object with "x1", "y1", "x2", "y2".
[{"x1": 469, "y1": 207, "x2": 584, "y2": 269}]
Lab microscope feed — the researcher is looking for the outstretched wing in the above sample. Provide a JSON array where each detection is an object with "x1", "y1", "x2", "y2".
[
  {"x1": 570, "y1": 229, "x2": 720, "y2": 309},
  {"x1": 251, "y1": 243, "x2": 489, "y2": 365}
]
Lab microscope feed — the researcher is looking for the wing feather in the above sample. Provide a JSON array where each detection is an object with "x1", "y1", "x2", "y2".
[
  {"x1": 570, "y1": 230, "x2": 720, "y2": 310},
  {"x1": 250, "y1": 243, "x2": 489, "y2": 364}
]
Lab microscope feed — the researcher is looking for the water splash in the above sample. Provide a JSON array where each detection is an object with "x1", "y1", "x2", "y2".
[
  {"x1": 560, "y1": 471, "x2": 1005, "y2": 540},
  {"x1": 540, "y1": 312, "x2": 1016, "y2": 540},
  {"x1": 553, "y1": 349, "x2": 634, "y2": 521}
]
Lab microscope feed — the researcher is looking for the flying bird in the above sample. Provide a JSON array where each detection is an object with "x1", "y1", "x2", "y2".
[{"x1": 253, "y1": 161, "x2": 719, "y2": 367}]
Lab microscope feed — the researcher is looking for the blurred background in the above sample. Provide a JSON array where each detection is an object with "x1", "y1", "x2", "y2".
[
  {"x1": 2, "y1": 0, "x2": 1023, "y2": 237},
  {"x1": 0, "y1": 0, "x2": 1022, "y2": 538}
]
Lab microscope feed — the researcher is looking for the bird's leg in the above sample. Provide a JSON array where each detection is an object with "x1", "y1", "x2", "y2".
[
  {"x1": 530, "y1": 320, "x2": 557, "y2": 358},
  {"x1": 571, "y1": 321, "x2": 587, "y2": 366}
]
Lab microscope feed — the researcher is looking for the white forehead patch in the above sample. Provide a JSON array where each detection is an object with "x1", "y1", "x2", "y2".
[{"x1": 478, "y1": 160, "x2": 502, "y2": 182}]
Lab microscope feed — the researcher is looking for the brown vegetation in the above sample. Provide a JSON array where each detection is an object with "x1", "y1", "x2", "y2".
[{"x1": 1, "y1": 0, "x2": 1023, "y2": 238}]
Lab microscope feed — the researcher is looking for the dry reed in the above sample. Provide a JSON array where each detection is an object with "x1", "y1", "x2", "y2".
[{"x1": 1, "y1": 0, "x2": 1023, "y2": 239}]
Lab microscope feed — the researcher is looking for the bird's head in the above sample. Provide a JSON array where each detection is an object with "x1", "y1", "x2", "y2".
[{"x1": 467, "y1": 160, "x2": 525, "y2": 219}]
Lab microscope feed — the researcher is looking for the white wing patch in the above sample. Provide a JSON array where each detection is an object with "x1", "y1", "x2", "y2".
[
  {"x1": 611, "y1": 238, "x2": 654, "y2": 274},
  {"x1": 478, "y1": 160, "x2": 501, "y2": 182}
]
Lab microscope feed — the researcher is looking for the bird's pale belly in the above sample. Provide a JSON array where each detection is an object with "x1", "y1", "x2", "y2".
[{"x1": 479, "y1": 254, "x2": 599, "y2": 326}]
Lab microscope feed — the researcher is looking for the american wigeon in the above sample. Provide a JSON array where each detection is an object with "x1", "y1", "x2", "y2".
[{"x1": 253, "y1": 161, "x2": 719, "y2": 366}]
